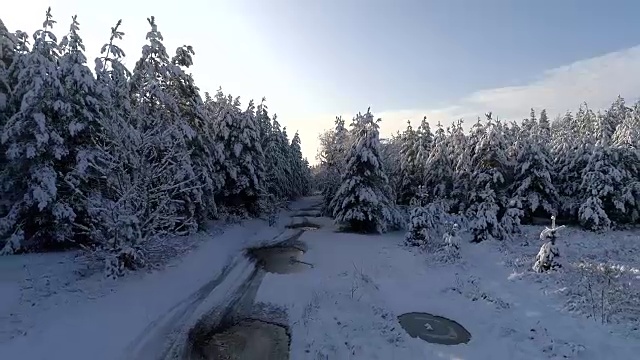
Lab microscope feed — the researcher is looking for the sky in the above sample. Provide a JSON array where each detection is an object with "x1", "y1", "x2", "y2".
[{"x1": 4, "y1": 0, "x2": 640, "y2": 162}]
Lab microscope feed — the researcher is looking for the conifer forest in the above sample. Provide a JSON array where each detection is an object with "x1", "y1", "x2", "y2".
[{"x1": 1, "y1": 8, "x2": 639, "y2": 360}]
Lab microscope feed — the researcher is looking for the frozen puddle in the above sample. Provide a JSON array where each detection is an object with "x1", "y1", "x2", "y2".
[
  {"x1": 398, "y1": 312, "x2": 471, "y2": 345},
  {"x1": 248, "y1": 243, "x2": 313, "y2": 274},
  {"x1": 202, "y1": 319, "x2": 290, "y2": 360}
]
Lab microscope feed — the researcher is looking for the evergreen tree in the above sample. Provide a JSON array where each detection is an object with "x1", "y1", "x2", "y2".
[
  {"x1": 449, "y1": 119, "x2": 471, "y2": 211},
  {"x1": 398, "y1": 120, "x2": 420, "y2": 204},
  {"x1": 290, "y1": 131, "x2": 311, "y2": 197},
  {"x1": 130, "y1": 16, "x2": 201, "y2": 232},
  {"x1": 423, "y1": 122, "x2": 452, "y2": 200},
  {"x1": 509, "y1": 120, "x2": 559, "y2": 223},
  {"x1": 319, "y1": 116, "x2": 349, "y2": 215},
  {"x1": 57, "y1": 15, "x2": 106, "y2": 242},
  {"x1": 466, "y1": 116, "x2": 512, "y2": 242},
  {"x1": 1, "y1": 8, "x2": 77, "y2": 253},
  {"x1": 211, "y1": 90, "x2": 265, "y2": 215},
  {"x1": 168, "y1": 44, "x2": 224, "y2": 224},
  {"x1": 538, "y1": 109, "x2": 550, "y2": 138},
  {"x1": 415, "y1": 116, "x2": 433, "y2": 175},
  {"x1": 330, "y1": 109, "x2": 399, "y2": 233}
]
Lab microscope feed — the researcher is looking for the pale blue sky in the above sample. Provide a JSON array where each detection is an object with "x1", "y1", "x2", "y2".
[{"x1": 5, "y1": 0, "x2": 640, "y2": 160}]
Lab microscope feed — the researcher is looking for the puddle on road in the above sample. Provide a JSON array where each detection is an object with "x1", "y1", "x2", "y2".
[
  {"x1": 398, "y1": 312, "x2": 471, "y2": 345},
  {"x1": 285, "y1": 222, "x2": 321, "y2": 230},
  {"x1": 293, "y1": 211, "x2": 322, "y2": 218},
  {"x1": 203, "y1": 319, "x2": 290, "y2": 360},
  {"x1": 248, "y1": 244, "x2": 313, "y2": 274}
]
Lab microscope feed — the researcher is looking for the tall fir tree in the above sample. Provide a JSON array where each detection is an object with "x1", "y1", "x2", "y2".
[
  {"x1": 423, "y1": 122, "x2": 452, "y2": 200},
  {"x1": 330, "y1": 109, "x2": 399, "y2": 233},
  {"x1": 1, "y1": 8, "x2": 78, "y2": 253},
  {"x1": 398, "y1": 120, "x2": 420, "y2": 204},
  {"x1": 509, "y1": 119, "x2": 559, "y2": 223}
]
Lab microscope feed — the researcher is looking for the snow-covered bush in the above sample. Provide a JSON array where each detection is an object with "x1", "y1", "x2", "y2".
[
  {"x1": 405, "y1": 205, "x2": 430, "y2": 247},
  {"x1": 565, "y1": 261, "x2": 640, "y2": 326}
]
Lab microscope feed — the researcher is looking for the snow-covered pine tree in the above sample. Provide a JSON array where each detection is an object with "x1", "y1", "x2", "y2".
[
  {"x1": 610, "y1": 100, "x2": 640, "y2": 223},
  {"x1": 405, "y1": 186, "x2": 430, "y2": 247},
  {"x1": 56, "y1": 15, "x2": 107, "y2": 243},
  {"x1": 552, "y1": 106, "x2": 593, "y2": 220},
  {"x1": 398, "y1": 120, "x2": 421, "y2": 205},
  {"x1": 449, "y1": 119, "x2": 471, "y2": 212},
  {"x1": 129, "y1": 16, "x2": 201, "y2": 233},
  {"x1": 0, "y1": 8, "x2": 78, "y2": 253},
  {"x1": 0, "y1": 19, "x2": 16, "y2": 110},
  {"x1": 330, "y1": 108, "x2": 400, "y2": 233},
  {"x1": 578, "y1": 112, "x2": 627, "y2": 230},
  {"x1": 257, "y1": 99, "x2": 282, "y2": 201},
  {"x1": 240, "y1": 98, "x2": 268, "y2": 211},
  {"x1": 290, "y1": 131, "x2": 311, "y2": 197},
  {"x1": 379, "y1": 132, "x2": 403, "y2": 202},
  {"x1": 466, "y1": 115, "x2": 513, "y2": 242},
  {"x1": 319, "y1": 116, "x2": 349, "y2": 215},
  {"x1": 272, "y1": 115, "x2": 295, "y2": 199},
  {"x1": 414, "y1": 116, "x2": 433, "y2": 178},
  {"x1": 509, "y1": 116, "x2": 559, "y2": 223},
  {"x1": 168, "y1": 44, "x2": 224, "y2": 224},
  {"x1": 423, "y1": 122, "x2": 452, "y2": 200},
  {"x1": 211, "y1": 89, "x2": 265, "y2": 215},
  {"x1": 81, "y1": 19, "x2": 199, "y2": 276},
  {"x1": 539, "y1": 109, "x2": 550, "y2": 138},
  {"x1": 602, "y1": 96, "x2": 629, "y2": 142},
  {"x1": 0, "y1": 18, "x2": 18, "y2": 220}
]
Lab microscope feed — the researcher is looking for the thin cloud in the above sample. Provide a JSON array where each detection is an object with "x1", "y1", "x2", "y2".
[{"x1": 283, "y1": 45, "x2": 640, "y2": 163}]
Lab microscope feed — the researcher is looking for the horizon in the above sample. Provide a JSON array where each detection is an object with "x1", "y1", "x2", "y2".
[{"x1": 4, "y1": 0, "x2": 640, "y2": 162}]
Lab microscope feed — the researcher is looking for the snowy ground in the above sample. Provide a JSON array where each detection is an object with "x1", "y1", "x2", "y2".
[
  {"x1": 1, "y1": 196, "x2": 639, "y2": 359},
  {"x1": 0, "y1": 199, "x2": 307, "y2": 360},
  {"x1": 257, "y1": 204, "x2": 640, "y2": 359}
]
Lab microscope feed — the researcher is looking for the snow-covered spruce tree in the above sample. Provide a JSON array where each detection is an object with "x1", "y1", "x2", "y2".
[
  {"x1": 465, "y1": 116, "x2": 515, "y2": 242},
  {"x1": 319, "y1": 116, "x2": 349, "y2": 215},
  {"x1": 449, "y1": 119, "x2": 473, "y2": 212},
  {"x1": 211, "y1": 89, "x2": 266, "y2": 215},
  {"x1": 404, "y1": 186, "x2": 430, "y2": 247},
  {"x1": 256, "y1": 99, "x2": 282, "y2": 202},
  {"x1": 56, "y1": 15, "x2": 108, "y2": 244},
  {"x1": 261, "y1": 112, "x2": 289, "y2": 201},
  {"x1": 270, "y1": 115, "x2": 296, "y2": 200},
  {"x1": 290, "y1": 131, "x2": 311, "y2": 197},
  {"x1": 508, "y1": 118, "x2": 559, "y2": 224},
  {"x1": 129, "y1": 16, "x2": 202, "y2": 233},
  {"x1": 330, "y1": 108, "x2": 400, "y2": 233},
  {"x1": 551, "y1": 107, "x2": 593, "y2": 220},
  {"x1": 81, "y1": 19, "x2": 198, "y2": 276},
  {"x1": 538, "y1": 109, "x2": 550, "y2": 139},
  {"x1": 398, "y1": 120, "x2": 421, "y2": 205},
  {"x1": 610, "y1": 100, "x2": 640, "y2": 223},
  {"x1": 577, "y1": 113, "x2": 627, "y2": 231},
  {"x1": 602, "y1": 96, "x2": 629, "y2": 142},
  {"x1": 423, "y1": 122, "x2": 453, "y2": 200},
  {"x1": 415, "y1": 116, "x2": 433, "y2": 166},
  {"x1": 379, "y1": 132, "x2": 403, "y2": 203},
  {"x1": 0, "y1": 18, "x2": 19, "y2": 220},
  {"x1": 168, "y1": 44, "x2": 224, "y2": 224},
  {"x1": 0, "y1": 8, "x2": 81, "y2": 253}
]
